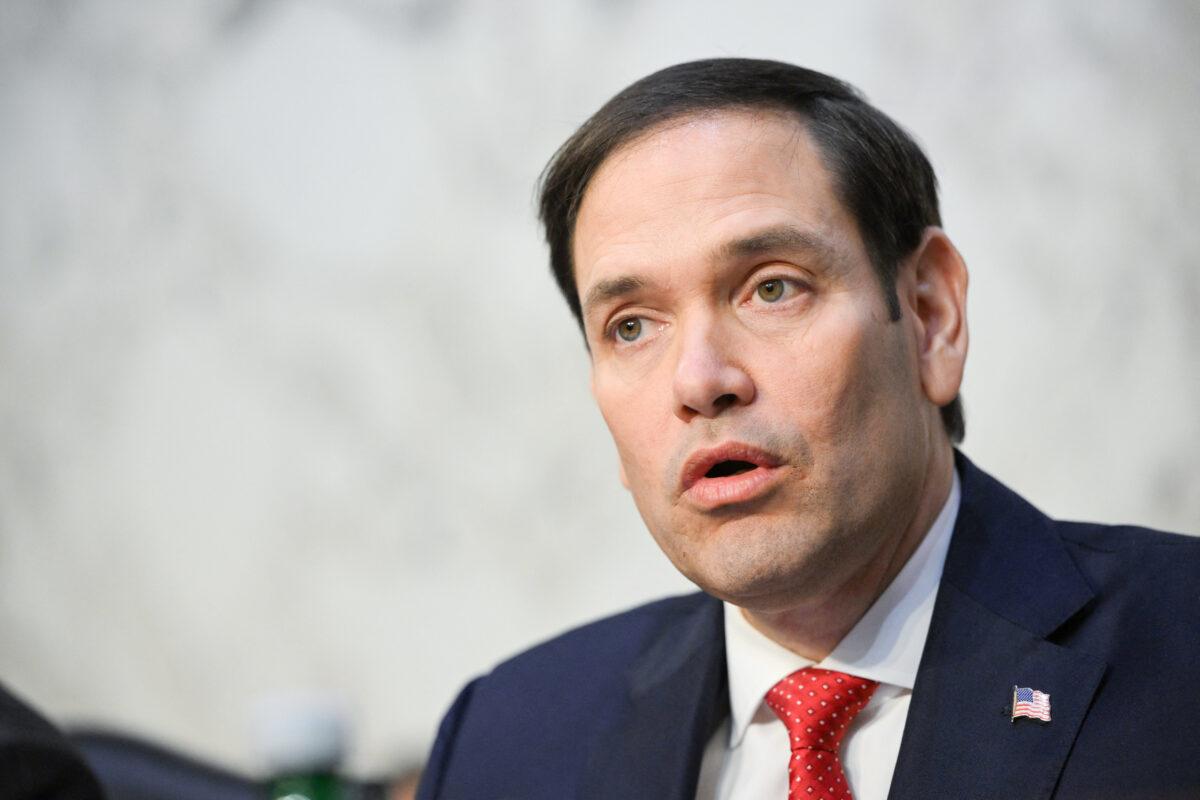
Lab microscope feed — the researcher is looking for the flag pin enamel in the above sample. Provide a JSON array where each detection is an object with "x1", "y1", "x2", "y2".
[{"x1": 1011, "y1": 685, "x2": 1051, "y2": 723}]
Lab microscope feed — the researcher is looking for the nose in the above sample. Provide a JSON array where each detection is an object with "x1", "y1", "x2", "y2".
[{"x1": 672, "y1": 317, "x2": 755, "y2": 421}]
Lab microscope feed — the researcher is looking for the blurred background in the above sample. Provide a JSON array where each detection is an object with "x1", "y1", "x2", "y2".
[{"x1": 1, "y1": 0, "x2": 1197, "y2": 784}]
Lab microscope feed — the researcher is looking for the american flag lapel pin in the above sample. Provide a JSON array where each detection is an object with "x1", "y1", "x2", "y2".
[{"x1": 1011, "y1": 685, "x2": 1051, "y2": 723}]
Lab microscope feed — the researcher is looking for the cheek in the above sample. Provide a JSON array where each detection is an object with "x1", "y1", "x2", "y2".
[
  {"x1": 767, "y1": 325, "x2": 860, "y2": 428},
  {"x1": 766, "y1": 311, "x2": 911, "y2": 444},
  {"x1": 594, "y1": 380, "x2": 672, "y2": 485}
]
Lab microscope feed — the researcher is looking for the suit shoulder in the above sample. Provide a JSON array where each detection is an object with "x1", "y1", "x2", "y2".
[
  {"x1": 488, "y1": 591, "x2": 716, "y2": 681},
  {"x1": 1055, "y1": 520, "x2": 1200, "y2": 615},
  {"x1": 1057, "y1": 519, "x2": 1200, "y2": 559},
  {"x1": 418, "y1": 593, "x2": 722, "y2": 798}
]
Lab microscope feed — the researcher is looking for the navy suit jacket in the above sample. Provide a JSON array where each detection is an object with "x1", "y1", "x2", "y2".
[{"x1": 417, "y1": 454, "x2": 1200, "y2": 799}]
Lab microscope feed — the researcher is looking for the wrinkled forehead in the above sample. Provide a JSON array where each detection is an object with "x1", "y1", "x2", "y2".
[{"x1": 572, "y1": 108, "x2": 847, "y2": 279}]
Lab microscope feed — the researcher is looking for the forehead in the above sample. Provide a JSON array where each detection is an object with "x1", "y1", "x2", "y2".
[{"x1": 572, "y1": 109, "x2": 859, "y2": 295}]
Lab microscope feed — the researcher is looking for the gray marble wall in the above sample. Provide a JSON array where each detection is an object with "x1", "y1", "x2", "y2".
[{"x1": 1, "y1": 0, "x2": 1197, "y2": 777}]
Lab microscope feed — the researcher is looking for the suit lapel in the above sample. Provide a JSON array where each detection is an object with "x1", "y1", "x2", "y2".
[
  {"x1": 888, "y1": 454, "x2": 1106, "y2": 800},
  {"x1": 887, "y1": 581, "x2": 1105, "y2": 799},
  {"x1": 581, "y1": 595, "x2": 728, "y2": 800}
]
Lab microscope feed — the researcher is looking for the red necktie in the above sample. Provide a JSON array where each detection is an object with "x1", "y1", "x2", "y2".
[{"x1": 764, "y1": 667, "x2": 879, "y2": 800}]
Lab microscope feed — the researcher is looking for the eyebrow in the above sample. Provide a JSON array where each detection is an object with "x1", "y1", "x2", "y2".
[
  {"x1": 582, "y1": 275, "x2": 645, "y2": 317},
  {"x1": 716, "y1": 224, "x2": 835, "y2": 262}
]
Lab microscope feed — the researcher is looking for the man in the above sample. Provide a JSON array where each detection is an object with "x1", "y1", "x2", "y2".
[{"x1": 416, "y1": 59, "x2": 1200, "y2": 800}]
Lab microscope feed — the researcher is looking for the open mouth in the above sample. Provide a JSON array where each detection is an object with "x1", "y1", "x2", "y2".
[
  {"x1": 681, "y1": 444, "x2": 784, "y2": 510},
  {"x1": 678, "y1": 443, "x2": 784, "y2": 507},
  {"x1": 704, "y1": 460, "x2": 759, "y2": 479}
]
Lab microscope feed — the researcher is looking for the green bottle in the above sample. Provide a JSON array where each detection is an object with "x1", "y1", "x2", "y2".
[
  {"x1": 256, "y1": 692, "x2": 349, "y2": 800},
  {"x1": 268, "y1": 771, "x2": 343, "y2": 800},
  {"x1": 271, "y1": 767, "x2": 345, "y2": 800}
]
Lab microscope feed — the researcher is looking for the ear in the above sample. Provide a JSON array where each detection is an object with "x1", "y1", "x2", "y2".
[{"x1": 903, "y1": 227, "x2": 969, "y2": 408}]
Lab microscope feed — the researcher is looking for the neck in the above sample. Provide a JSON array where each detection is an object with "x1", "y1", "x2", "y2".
[{"x1": 742, "y1": 444, "x2": 956, "y2": 661}]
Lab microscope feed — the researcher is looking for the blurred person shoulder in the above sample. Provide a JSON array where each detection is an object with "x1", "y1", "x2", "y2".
[{"x1": 0, "y1": 680, "x2": 104, "y2": 800}]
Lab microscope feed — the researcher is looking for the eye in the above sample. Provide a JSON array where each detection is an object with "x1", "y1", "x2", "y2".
[
  {"x1": 614, "y1": 317, "x2": 643, "y2": 342},
  {"x1": 749, "y1": 276, "x2": 808, "y2": 306},
  {"x1": 757, "y1": 279, "x2": 786, "y2": 302},
  {"x1": 603, "y1": 314, "x2": 665, "y2": 348}
]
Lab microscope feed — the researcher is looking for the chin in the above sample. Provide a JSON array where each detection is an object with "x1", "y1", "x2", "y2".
[
  {"x1": 679, "y1": 543, "x2": 835, "y2": 610},
  {"x1": 650, "y1": 505, "x2": 844, "y2": 597}
]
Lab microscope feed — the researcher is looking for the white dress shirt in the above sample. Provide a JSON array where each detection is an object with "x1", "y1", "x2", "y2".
[{"x1": 695, "y1": 472, "x2": 961, "y2": 800}]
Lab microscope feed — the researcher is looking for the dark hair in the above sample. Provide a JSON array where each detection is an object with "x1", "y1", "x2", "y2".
[{"x1": 538, "y1": 58, "x2": 964, "y2": 443}]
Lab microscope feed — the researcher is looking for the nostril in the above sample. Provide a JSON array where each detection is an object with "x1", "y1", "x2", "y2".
[{"x1": 712, "y1": 393, "x2": 738, "y2": 411}]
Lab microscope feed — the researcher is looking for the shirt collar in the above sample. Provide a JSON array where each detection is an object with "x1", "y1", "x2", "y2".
[{"x1": 723, "y1": 469, "x2": 961, "y2": 748}]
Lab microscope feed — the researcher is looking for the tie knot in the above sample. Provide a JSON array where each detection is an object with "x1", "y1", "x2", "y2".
[{"x1": 765, "y1": 667, "x2": 878, "y2": 754}]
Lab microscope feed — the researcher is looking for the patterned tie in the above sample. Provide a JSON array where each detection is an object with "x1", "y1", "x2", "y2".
[{"x1": 764, "y1": 667, "x2": 879, "y2": 800}]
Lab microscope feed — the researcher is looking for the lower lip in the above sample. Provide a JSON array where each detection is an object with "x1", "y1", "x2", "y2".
[{"x1": 683, "y1": 465, "x2": 784, "y2": 510}]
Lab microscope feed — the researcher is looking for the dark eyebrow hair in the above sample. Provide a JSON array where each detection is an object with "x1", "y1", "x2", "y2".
[
  {"x1": 582, "y1": 275, "x2": 645, "y2": 316},
  {"x1": 717, "y1": 224, "x2": 835, "y2": 262}
]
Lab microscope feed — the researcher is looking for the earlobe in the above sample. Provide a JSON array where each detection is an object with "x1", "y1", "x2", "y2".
[{"x1": 909, "y1": 228, "x2": 969, "y2": 408}]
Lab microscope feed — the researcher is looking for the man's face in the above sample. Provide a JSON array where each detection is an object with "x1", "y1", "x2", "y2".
[{"x1": 573, "y1": 110, "x2": 940, "y2": 612}]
